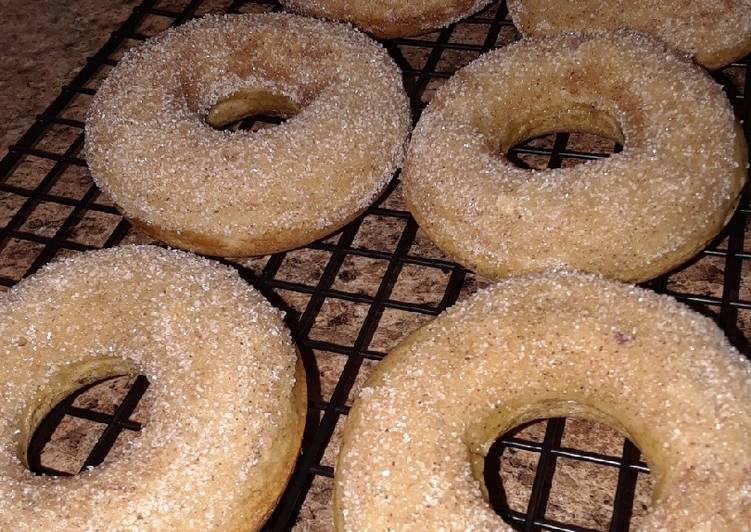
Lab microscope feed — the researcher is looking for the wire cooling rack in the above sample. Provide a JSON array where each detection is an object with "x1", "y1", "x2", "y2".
[{"x1": 1, "y1": 1, "x2": 749, "y2": 530}]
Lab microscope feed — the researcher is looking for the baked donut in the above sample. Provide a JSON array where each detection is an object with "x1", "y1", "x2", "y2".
[
  {"x1": 402, "y1": 32, "x2": 747, "y2": 283},
  {"x1": 336, "y1": 272, "x2": 751, "y2": 530},
  {"x1": 0, "y1": 246, "x2": 306, "y2": 530},
  {"x1": 85, "y1": 14, "x2": 410, "y2": 257},
  {"x1": 507, "y1": 0, "x2": 751, "y2": 70},
  {"x1": 281, "y1": 0, "x2": 493, "y2": 39}
]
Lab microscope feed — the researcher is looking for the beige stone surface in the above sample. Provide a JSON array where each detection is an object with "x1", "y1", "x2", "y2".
[{"x1": 0, "y1": 0, "x2": 139, "y2": 154}]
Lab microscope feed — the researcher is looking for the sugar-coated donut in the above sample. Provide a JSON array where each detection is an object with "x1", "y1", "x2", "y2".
[
  {"x1": 507, "y1": 0, "x2": 751, "y2": 70},
  {"x1": 281, "y1": 0, "x2": 493, "y2": 39},
  {"x1": 402, "y1": 32, "x2": 747, "y2": 283},
  {"x1": 85, "y1": 14, "x2": 410, "y2": 257},
  {"x1": 336, "y1": 272, "x2": 751, "y2": 530},
  {"x1": 0, "y1": 246, "x2": 306, "y2": 530}
]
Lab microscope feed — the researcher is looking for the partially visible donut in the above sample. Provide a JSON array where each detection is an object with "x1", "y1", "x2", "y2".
[
  {"x1": 507, "y1": 0, "x2": 751, "y2": 69},
  {"x1": 402, "y1": 32, "x2": 747, "y2": 283},
  {"x1": 335, "y1": 272, "x2": 751, "y2": 530},
  {"x1": 0, "y1": 246, "x2": 306, "y2": 531},
  {"x1": 281, "y1": 0, "x2": 493, "y2": 39},
  {"x1": 85, "y1": 14, "x2": 410, "y2": 257}
]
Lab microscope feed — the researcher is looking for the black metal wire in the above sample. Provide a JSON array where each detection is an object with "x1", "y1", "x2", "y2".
[{"x1": 0, "y1": 1, "x2": 747, "y2": 530}]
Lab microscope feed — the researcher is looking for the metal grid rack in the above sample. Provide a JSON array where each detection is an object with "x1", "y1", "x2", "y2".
[{"x1": 1, "y1": 0, "x2": 748, "y2": 530}]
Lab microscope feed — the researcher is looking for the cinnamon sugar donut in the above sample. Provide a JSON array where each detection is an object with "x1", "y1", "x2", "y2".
[
  {"x1": 281, "y1": 0, "x2": 493, "y2": 39},
  {"x1": 402, "y1": 32, "x2": 748, "y2": 283},
  {"x1": 508, "y1": 0, "x2": 751, "y2": 69},
  {"x1": 336, "y1": 272, "x2": 751, "y2": 530},
  {"x1": 85, "y1": 14, "x2": 410, "y2": 257},
  {"x1": 0, "y1": 246, "x2": 306, "y2": 530}
]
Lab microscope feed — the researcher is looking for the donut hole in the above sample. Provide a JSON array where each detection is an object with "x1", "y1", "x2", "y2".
[
  {"x1": 20, "y1": 359, "x2": 150, "y2": 476},
  {"x1": 496, "y1": 105, "x2": 625, "y2": 170},
  {"x1": 205, "y1": 88, "x2": 301, "y2": 132},
  {"x1": 480, "y1": 417, "x2": 654, "y2": 530},
  {"x1": 507, "y1": 132, "x2": 623, "y2": 171}
]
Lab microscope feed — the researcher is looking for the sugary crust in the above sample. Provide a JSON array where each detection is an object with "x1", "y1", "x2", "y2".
[
  {"x1": 0, "y1": 246, "x2": 305, "y2": 531},
  {"x1": 85, "y1": 14, "x2": 411, "y2": 257},
  {"x1": 281, "y1": 0, "x2": 493, "y2": 38},
  {"x1": 507, "y1": 0, "x2": 751, "y2": 69},
  {"x1": 402, "y1": 32, "x2": 748, "y2": 283},
  {"x1": 335, "y1": 272, "x2": 751, "y2": 530}
]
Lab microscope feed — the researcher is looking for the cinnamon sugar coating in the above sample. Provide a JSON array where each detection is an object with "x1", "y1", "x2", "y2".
[
  {"x1": 402, "y1": 32, "x2": 747, "y2": 282},
  {"x1": 281, "y1": 0, "x2": 493, "y2": 38},
  {"x1": 0, "y1": 246, "x2": 306, "y2": 530},
  {"x1": 508, "y1": 0, "x2": 751, "y2": 69},
  {"x1": 336, "y1": 272, "x2": 751, "y2": 530},
  {"x1": 85, "y1": 14, "x2": 410, "y2": 257}
]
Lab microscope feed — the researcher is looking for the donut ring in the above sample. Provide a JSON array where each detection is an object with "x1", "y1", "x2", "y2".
[
  {"x1": 0, "y1": 246, "x2": 306, "y2": 530},
  {"x1": 507, "y1": 0, "x2": 751, "y2": 70},
  {"x1": 281, "y1": 0, "x2": 493, "y2": 39},
  {"x1": 335, "y1": 272, "x2": 751, "y2": 530},
  {"x1": 85, "y1": 14, "x2": 410, "y2": 257},
  {"x1": 402, "y1": 32, "x2": 747, "y2": 283}
]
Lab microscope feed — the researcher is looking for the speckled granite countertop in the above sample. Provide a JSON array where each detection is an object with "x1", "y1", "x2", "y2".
[
  {"x1": 0, "y1": 1, "x2": 748, "y2": 530},
  {"x1": 0, "y1": 0, "x2": 138, "y2": 154}
]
